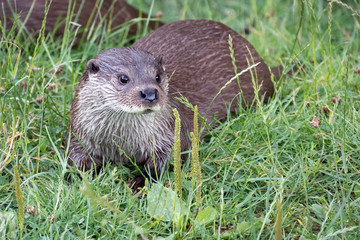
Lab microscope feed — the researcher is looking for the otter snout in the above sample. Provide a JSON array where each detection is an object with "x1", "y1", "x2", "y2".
[{"x1": 139, "y1": 88, "x2": 159, "y2": 103}]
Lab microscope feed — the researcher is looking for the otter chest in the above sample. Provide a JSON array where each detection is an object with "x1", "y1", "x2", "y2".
[{"x1": 83, "y1": 111, "x2": 174, "y2": 165}]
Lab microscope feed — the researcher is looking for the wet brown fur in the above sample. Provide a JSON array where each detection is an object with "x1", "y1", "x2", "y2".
[{"x1": 0, "y1": 0, "x2": 162, "y2": 36}]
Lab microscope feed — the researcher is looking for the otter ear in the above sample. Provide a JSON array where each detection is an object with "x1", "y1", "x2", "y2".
[
  {"x1": 87, "y1": 59, "x2": 100, "y2": 74},
  {"x1": 157, "y1": 57, "x2": 165, "y2": 71}
]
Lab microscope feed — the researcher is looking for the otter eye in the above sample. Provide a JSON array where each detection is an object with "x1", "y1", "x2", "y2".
[
  {"x1": 119, "y1": 74, "x2": 129, "y2": 85},
  {"x1": 155, "y1": 74, "x2": 161, "y2": 83}
]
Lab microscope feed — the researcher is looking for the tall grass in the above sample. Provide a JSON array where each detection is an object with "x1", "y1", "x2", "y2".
[{"x1": 1, "y1": 0, "x2": 359, "y2": 239}]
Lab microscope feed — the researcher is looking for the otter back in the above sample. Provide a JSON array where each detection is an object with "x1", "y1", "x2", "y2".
[
  {"x1": 132, "y1": 19, "x2": 275, "y2": 122},
  {"x1": 0, "y1": 0, "x2": 162, "y2": 36}
]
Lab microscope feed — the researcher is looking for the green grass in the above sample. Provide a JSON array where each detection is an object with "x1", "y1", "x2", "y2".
[{"x1": 1, "y1": 0, "x2": 360, "y2": 239}]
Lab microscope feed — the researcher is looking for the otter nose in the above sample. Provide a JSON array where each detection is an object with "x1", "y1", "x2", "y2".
[{"x1": 139, "y1": 88, "x2": 159, "y2": 103}]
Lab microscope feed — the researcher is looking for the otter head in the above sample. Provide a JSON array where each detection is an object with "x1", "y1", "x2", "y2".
[{"x1": 83, "y1": 47, "x2": 169, "y2": 114}]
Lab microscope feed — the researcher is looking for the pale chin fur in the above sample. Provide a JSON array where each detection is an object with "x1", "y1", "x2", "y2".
[{"x1": 117, "y1": 104, "x2": 163, "y2": 114}]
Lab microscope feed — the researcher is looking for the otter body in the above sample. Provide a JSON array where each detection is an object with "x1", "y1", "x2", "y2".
[
  {"x1": 132, "y1": 20, "x2": 275, "y2": 120},
  {"x1": 67, "y1": 20, "x2": 278, "y2": 189},
  {"x1": 0, "y1": 0, "x2": 161, "y2": 36}
]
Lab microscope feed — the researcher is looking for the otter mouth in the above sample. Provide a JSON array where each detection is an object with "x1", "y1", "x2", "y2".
[
  {"x1": 118, "y1": 103, "x2": 164, "y2": 114},
  {"x1": 143, "y1": 109, "x2": 154, "y2": 114}
]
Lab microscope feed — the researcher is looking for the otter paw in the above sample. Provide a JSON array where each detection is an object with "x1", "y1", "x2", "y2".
[{"x1": 129, "y1": 175, "x2": 146, "y2": 193}]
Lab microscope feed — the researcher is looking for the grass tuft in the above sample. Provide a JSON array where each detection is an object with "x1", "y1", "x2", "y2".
[
  {"x1": 173, "y1": 108, "x2": 182, "y2": 198},
  {"x1": 190, "y1": 105, "x2": 202, "y2": 206},
  {"x1": 1, "y1": 0, "x2": 359, "y2": 238},
  {"x1": 275, "y1": 198, "x2": 282, "y2": 240},
  {"x1": 13, "y1": 164, "x2": 24, "y2": 239}
]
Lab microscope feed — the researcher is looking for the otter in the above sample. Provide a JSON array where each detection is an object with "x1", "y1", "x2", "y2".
[
  {"x1": 67, "y1": 19, "x2": 284, "y2": 190},
  {"x1": 0, "y1": 0, "x2": 162, "y2": 36}
]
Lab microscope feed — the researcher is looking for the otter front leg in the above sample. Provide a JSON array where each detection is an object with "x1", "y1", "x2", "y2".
[
  {"x1": 130, "y1": 151, "x2": 171, "y2": 192},
  {"x1": 67, "y1": 134, "x2": 103, "y2": 172}
]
